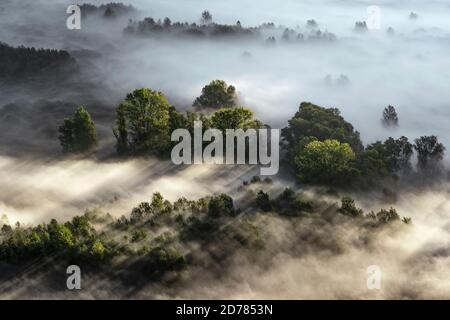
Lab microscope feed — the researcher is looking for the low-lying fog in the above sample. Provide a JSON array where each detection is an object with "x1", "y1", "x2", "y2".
[{"x1": 1, "y1": 0, "x2": 450, "y2": 299}]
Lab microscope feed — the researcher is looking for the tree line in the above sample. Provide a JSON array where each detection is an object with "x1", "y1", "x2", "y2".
[
  {"x1": 59, "y1": 80, "x2": 447, "y2": 189},
  {"x1": 0, "y1": 42, "x2": 76, "y2": 81},
  {"x1": 0, "y1": 187, "x2": 410, "y2": 278}
]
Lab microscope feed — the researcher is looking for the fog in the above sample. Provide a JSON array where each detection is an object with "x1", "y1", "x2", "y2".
[{"x1": 1, "y1": 0, "x2": 450, "y2": 299}]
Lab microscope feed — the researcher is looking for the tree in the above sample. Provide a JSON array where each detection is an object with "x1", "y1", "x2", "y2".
[
  {"x1": 163, "y1": 17, "x2": 172, "y2": 28},
  {"x1": 294, "y1": 139, "x2": 357, "y2": 185},
  {"x1": 383, "y1": 136, "x2": 413, "y2": 172},
  {"x1": 376, "y1": 208, "x2": 400, "y2": 224},
  {"x1": 208, "y1": 194, "x2": 235, "y2": 217},
  {"x1": 382, "y1": 105, "x2": 398, "y2": 127},
  {"x1": 256, "y1": 190, "x2": 272, "y2": 212},
  {"x1": 209, "y1": 107, "x2": 262, "y2": 131},
  {"x1": 414, "y1": 135, "x2": 445, "y2": 172},
  {"x1": 193, "y1": 80, "x2": 237, "y2": 109},
  {"x1": 282, "y1": 102, "x2": 364, "y2": 162},
  {"x1": 103, "y1": 7, "x2": 117, "y2": 19},
  {"x1": 58, "y1": 106, "x2": 98, "y2": 153},
  {"x1": 272, "y1": 188, "x2": 313, "y2": 216},
  {"x1": 113, "y1": 88, "x2": 172, "y2": 155},
  {"x1": 306, "y1": 19, "x2": 318, "y2": 28},
  {"x1": 358, "y1": 136, "x2": 413, "y2": 180},
  {"x1": 338, "y1": 197, "x2": 363, "y2": 217},
  {"x1": 201, "y1": 10, "x2": 212, "y2": 25}
]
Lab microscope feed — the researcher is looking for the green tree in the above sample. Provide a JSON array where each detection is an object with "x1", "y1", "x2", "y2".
[
  {"x1": 338, "y1": 196, "x2": 363, "y2": 217},
  {"x1": 294, "y1": 139, "x2": 356, "y2": 185},
  {"x1": 256, "y1": 190, "x2": 272, "y2": 212},
  {"x1": 382, "y1": 105, "x2": 399, "y2": 127},
  {"x1": 89, "y1": 240, "x2": 106, "y2": 260},
  {"x1": 282, "y1": 102, "x2": 364, "y2": 164},
  {"x1": 376, "y1": 208, "x2": 400, "y2": 224},
  {"x1": 209, "y1": 107, "x2": 262, "y2": 131},
  {"x1": 193, "y1": 80, "x2": 237, "y2": 109},
  {"x1": 58, "y1": 106, "x2": 98, "y2": 153},
  {"x1": 208, "y1": 194, "x2": 235, "y2": 217},
  {"x1": 113, "y1": 88, "x2": 172, "y2": 155},
  {"x1": 48, "y1": 220, "x2": 75, "y2": 250},
  {"x1": 383, "y1": 136, "x2": 413, "y2": 172},
  {"x1": 414, "y1": 135, "x2": 446, "y2": 172}
]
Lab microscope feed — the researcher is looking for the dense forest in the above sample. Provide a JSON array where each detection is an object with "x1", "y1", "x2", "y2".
[
  {"x1": 0, "y1": 42, "x2": 77, "y2": 82},
  {"x1": 0, "y1": 184, "x2": 410, "y2": 297}
]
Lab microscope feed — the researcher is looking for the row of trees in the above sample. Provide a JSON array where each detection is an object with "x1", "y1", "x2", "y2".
[
  {"x1": 59, "y1": 81, "x2": 257, "y2": 155},
  {"x1": 0, "y1": 42, "x2": 76, "y2": 80},
  {"x1": 282, "y1": 102, "x2": 446, "y2": 187},
  {"x1": 1, "y1": 186, "x2": 409, "y2": 272},
  {"x1": 58, "y1": 83, "x2": 447, "y2": 189}
]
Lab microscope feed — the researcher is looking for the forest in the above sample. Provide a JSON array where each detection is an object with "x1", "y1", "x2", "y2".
[{"x1": 0, "y1": 0, "x2": 449, "y2": 299}]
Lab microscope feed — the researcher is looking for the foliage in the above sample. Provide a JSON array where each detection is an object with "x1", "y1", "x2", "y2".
[
  {"x1": 338, "y1": 197, "x2": 363, "y2": 217},
  {"x1": 294, "y1": 139, "x2": 357, "y2": 185},
  {"x1": 58, "y1": 106, "x2": 98, "y2": 153},
  {"x1": 201, "y1": 11, "x2": 213, "y2": 25},
  {"x1": 414, "y1": 135, "x2": 445, "y2": 173},
  {"x1": 0, "y1": 215, "x2": 112, "y2": 264},
  {"x1": 282, "y1": 102, "x2": 363, "y2": 164},
  {"x1": 256, "y1": 190, "x2": 272, "y2": 212},
  {"x1": 382, "y1": 105, "x2": 399, "y2": 127},
  {"x1": 113, "y1": 88, "x2": 172, "y2": 155},
  {"x1": 209, "y1": 107, "x2": 263, "y2": 131},
  {"x1": 208, "y1": 194, "x2": 235, "y2": 217},
  {"x1": 0, "y1": 42, "x2": 76, "y2": 80},
  {"x1": 271, "y1": 188, "x2": 314, "y2": 216},
  {"x1": 193, "y1": 80, "x2": 237, "y2": 109}
]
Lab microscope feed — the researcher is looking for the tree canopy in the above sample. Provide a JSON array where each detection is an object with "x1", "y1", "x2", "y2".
[
  {"x1": 294, "y1": 139, "x2": 356, "y2": 185},
  {"x1": 382, "y1": 105, "x2": 399, "y2": 127},
  {"x1": 282, "y1": 102, "x2": 364, "y2": 158},
  {"x1": 113, "y1": 88, "x2": 172, "y2": 155},
  {"x1": 414, "y1": 135, "x2": 445, "y2": 173},
  {"x1": 58, "y1": 106, "x2": 98, "y2": 154},
  {"x1": 209, "y1": 107, "x2": 263, "y2": 131},
  {"x1": 193, "y1": 80, "x2": 237, "y2": 109}
]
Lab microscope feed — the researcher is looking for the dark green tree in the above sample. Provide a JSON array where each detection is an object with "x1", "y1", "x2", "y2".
[
  {"x1": 383, "y1": 136, "x2": 413, "y2": 172},
  {"x1": 382, "y1": 105, "x2": 399, "y2": 127},
  {"x1": 256, "y1": 190, "x2": 272, "y2": 212},
  {"x1": 208, "y1": 194, "x2": 235, "y2": 217},
  {"x1": 113, "y1": 88, "x2": 172, "y2": 155},
  {"x1": 414, "y1": 135, "x2": 445, "y2": 172},
  {"x1": 58, "y1": 106, "x2": 98, "y2": 153},
  {"x1": 193, "y1": 80, "x2": 237, "y2": 109},
  {"x1": 338, "y1": 196, "x2": 363, "y2": 217},
  {"x1": 282, "y1": 102, "x2": 364, "y2": 164}
]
